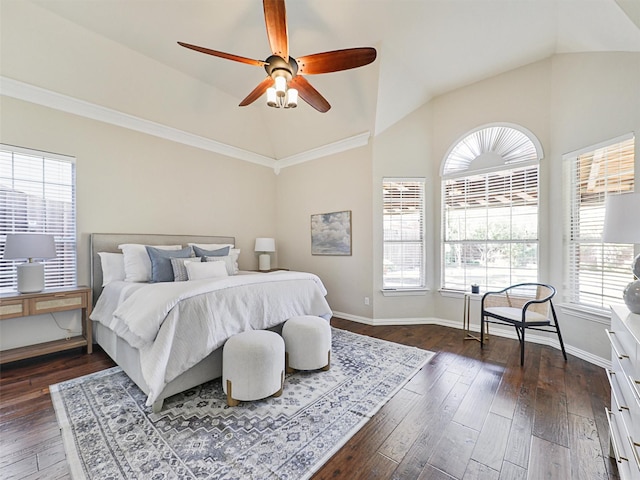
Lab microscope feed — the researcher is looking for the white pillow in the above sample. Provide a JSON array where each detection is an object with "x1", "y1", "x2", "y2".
[
  {"x1": 98, "y1": 252, "x2": 125, "y2": 286},
  {"x1": 118, "y1": 244, "x2": 182, "y2": 282},
  {"x1": 186, "y1": 260, "x2": 228, "y2": 280},
  {"x1": 204, "y1": 255, "x2": 237, "y2": 276},
  {"x1": 171, "y1": 257, "x2": 201, "y2": 282},
  {"x1": 229, "y1": 248, "x2": 241, "y2": 274},
  {"x1": 187, "y1": 243, "x2": 234, "y2": 250}
]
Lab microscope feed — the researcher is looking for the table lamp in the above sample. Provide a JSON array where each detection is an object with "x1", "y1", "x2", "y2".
[
  {"x1": 603, "y1": 192, "x2": 640, "y2": 313},
  {"x1": 255, "y1": 238, "x2": 276, "y2": 271},
  {"x1": 3, "y1": 233, "x2": 57, "y2": 293}
]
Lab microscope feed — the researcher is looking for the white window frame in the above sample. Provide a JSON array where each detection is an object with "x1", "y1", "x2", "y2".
[
  {"x1": 0, "y1": 144, "x2": 77, "y2": 293},
  {"x1": 564, "y1": 133, "x2": 635, "y2": 313},
  {"x1": 440, "y1": 124, "x2": 542, "y2": 292},
  {"x1": 382, "y1": 178, "x2": 426, "y2": 292}
]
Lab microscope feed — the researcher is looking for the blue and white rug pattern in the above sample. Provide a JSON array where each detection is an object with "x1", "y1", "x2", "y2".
[{"x1": 51, "y1": 327, "x2": 434, "y2": 480}]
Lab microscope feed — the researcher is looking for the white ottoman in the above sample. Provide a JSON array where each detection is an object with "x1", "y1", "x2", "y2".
[
  {"x1": 282, "y1": 316, "x2": 331, "y2": 373},
  {"x1": 222, "y1": 330, "x2": 285, "y2": 406}
]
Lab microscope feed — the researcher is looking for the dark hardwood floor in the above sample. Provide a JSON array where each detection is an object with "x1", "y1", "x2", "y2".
[{"x1": 0, "y1": 318, "x2": 618, "y2": 479}]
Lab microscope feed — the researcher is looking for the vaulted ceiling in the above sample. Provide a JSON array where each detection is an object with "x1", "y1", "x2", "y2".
[{"x1": 6, "y1": 0, "x2": 640, "y2": 161}]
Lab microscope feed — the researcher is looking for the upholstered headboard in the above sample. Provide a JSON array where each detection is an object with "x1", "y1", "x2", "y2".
[{"x1": 90, "y1": 233, "x2": 236, "y2": 304}]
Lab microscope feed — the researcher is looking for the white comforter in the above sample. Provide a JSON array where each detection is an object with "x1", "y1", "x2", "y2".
[{"x1": 90, "y1": 271, "x2": 332, "y2": 406}]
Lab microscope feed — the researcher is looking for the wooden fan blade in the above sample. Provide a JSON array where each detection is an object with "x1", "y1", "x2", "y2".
[
  {"x1": 239, "y1": 77, "x2": 274, "y2": 106},
  {"x1": 297, "y1": 48, "x2": 377, "y2": 75},
  {"x1": 289, "y1": 76, "x2": 331, "y2": 113},
  {"x1": 178, "y1": 41, "x2": 266, "y2": 67},
  {"x1": 263, "y1": 0, "x2": 288, "y2": 61}
]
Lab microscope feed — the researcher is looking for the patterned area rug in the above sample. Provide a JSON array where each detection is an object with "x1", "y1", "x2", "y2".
[{"x1": 51, "y1": 328, "x2": 434, "y2": 480}]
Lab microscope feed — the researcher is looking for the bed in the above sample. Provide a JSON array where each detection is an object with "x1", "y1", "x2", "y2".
[{"x1": 89, "y1": 233, "x2": 332, "y2": 412}]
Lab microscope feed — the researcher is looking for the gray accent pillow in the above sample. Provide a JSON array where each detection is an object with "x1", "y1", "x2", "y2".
[
  {"x1": 204, "y1": 255, "x2": 236, "y2": 276},
  {"x1": 171, "y1": 257, "x2": 202, "y2": 282},
  {"x1": 193, "y1": 245, "x2": 230, "y2": 258},
  {"x1": 146, "y1": 246, "x2": 193, "y2": 282}
]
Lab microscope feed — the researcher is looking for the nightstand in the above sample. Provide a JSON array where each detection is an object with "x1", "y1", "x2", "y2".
[{"x1": 0, "y1": 286, "x2": 93, "y2": 364}]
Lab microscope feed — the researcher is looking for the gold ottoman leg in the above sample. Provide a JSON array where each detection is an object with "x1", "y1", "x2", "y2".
[{"x1": 226, "y1": 379, "x2": 240, "y2": 407}]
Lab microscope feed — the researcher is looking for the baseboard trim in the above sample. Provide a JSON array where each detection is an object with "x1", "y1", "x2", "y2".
[{"x1": 331, "y1": 311, "x2": 610, "y2": 369}]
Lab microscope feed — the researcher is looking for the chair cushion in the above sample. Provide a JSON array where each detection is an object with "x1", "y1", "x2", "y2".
[{"x1": 485, "y1": 306, "x2": 549, "y2": 323}]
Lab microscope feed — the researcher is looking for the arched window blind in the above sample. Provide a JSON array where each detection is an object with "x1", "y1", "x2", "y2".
[
  {"x1": 0, "y1": 144, "x2": 77, "y2": 293},
  {"x1": 441, "y1": 125, "x2": 542, "y2": 291}
]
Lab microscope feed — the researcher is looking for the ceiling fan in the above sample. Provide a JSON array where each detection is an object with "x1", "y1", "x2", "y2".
[{"x1": 178, "y1": 0, "x2": 376, "y2": 113}]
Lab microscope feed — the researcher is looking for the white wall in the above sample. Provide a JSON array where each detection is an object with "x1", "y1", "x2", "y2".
[
  {"x1": 275, "y1": 146, "x2": 373, "y2": 317},
  {"x1": 547, "y1": 52, "x2": 640, "y2": 360}
]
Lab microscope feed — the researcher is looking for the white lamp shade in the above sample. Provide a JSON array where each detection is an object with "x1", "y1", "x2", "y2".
[
  {"x1": 603, "y1": 193, "x2": 640, "y2": 244},
  {"x1": 255, "y1": 238, "x2": 276, "y2": 253},
  {"x1": 4, "y1": 233, "x2": 57, "y2": 260}
]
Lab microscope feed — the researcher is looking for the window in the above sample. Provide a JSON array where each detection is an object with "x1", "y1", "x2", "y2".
[
  {"x1": 441, "y1": 125, "x2": 542, "y2": 291},
  {"x1": 565, "y1": 134, "x2": 635, "y2": 310},
  {"x1": 0, "y1": 144, "x2": 77, "y2": 293},
  {"x1": 383, "y1": 178, "x2": 425, "y2": 289}
]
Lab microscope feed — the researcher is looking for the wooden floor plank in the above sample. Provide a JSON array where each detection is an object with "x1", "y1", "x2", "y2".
[
  {"x1": 462, "y1": 459, "x2": 500, "y2": 480},
  {"x1": 428, "y1": 421, "x2": 479, "y2": 479},
  {"x1": 533, "y1": 386, "x2": 569, "y2": 447},
  {"x1": 392, "y1": 375, "x2": 469, "y2": 479},
  {"x1": 470, "y1": 412, "x2": 512, "y2": 471},
  {"x1": 527, "y1": 435, "x2": 571, "y2": 480},
  {"x1": 498, "y1": 461, "x2": 526, "y2": 480},
  {"x1": 568, "y1": 413, "x2": 609, "y2": 480},
  {"x1": 452, "y1": 364, "x2": 503, "y2": 431}
]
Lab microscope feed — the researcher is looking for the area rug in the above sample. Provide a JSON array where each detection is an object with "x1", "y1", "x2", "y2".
[{"x1": 51, "y1": 327, "x2": 434, "y2": 480}]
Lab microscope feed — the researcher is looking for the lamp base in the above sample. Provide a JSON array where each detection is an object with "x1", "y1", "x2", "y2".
[
  {"x1": 624, "y1": 279, "x2": 640, "y2": 315},
  {"x1": 17, "y1": 262, "x2": 45, "y2": 293},
  {"x1": 259, "y1": 253, "x2": 271, "y2": 271}
]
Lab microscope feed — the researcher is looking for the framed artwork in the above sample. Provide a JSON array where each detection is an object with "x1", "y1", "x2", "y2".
[{"x1": 311, "y1": 210, "x2": 352, "y2": 255}]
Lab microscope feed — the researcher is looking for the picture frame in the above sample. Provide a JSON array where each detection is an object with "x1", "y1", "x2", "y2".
[{"x1": 311, "y1": 210, "x2": 352, "y2": 256}]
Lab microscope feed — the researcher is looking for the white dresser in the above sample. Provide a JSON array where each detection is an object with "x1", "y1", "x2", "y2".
[{"x1": 607, "y1": 305, "x2": 640, "y2": 480}]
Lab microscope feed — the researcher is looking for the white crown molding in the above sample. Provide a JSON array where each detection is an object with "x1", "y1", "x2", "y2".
[
  {"x1": 273, "y1": 131, "x2": 371, "y2": 174},
  {"x1": 1, "y1": 76, "x2": 371, "y2": 172},
  {"x1": 1, "y1": 76, "x2": 275, "y2": 168}
]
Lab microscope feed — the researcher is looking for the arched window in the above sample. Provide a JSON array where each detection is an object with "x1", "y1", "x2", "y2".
[{"x1": 441, "y1": 124, "x2": 542, "y2": 291}]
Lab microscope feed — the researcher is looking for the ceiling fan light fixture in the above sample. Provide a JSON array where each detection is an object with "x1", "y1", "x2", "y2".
[
  {"x1": 266, "y1": 87, "x2": 277, "y2": 107},
  {"x1": 287, "y1": 88, "x2": 298, "y2": 108},
  {"x1": 274, "y1": 75, "x2": 287, "y2": 97}
]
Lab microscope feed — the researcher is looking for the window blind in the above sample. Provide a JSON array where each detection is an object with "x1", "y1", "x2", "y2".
[
  {"x1": 566, "y1": 135, "x2": 635, "y2": 310},
  {"x1": 383, "y1": 179, "x2": 425, "y2": 289},
  {"x1": 0, "y1": 144, "x2": 77, "y2": 293},
  {"x1": 442, "y1": 165, "x2": 539, "y2": 291}
]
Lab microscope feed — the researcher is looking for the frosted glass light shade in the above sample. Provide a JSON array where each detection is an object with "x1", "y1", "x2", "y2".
[{"x1": 287, "y1": 88, "x2": 298, "y2": 108}]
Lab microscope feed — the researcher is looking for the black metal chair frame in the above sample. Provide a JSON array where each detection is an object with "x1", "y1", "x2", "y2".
[{"x1": 480, "y1": 282, "x2": 567, "y2": 366}]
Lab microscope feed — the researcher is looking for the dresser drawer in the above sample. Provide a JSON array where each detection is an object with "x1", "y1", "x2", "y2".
[
  {"x1": 29, "y1": 291, "x2": 87, "y2": 315},
  {"x1": 608, "y1": 327, "x2": 638, "y2": 368},
  {"x1": 0, "y1": 298, "x2": 29, "y2": 319}
]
